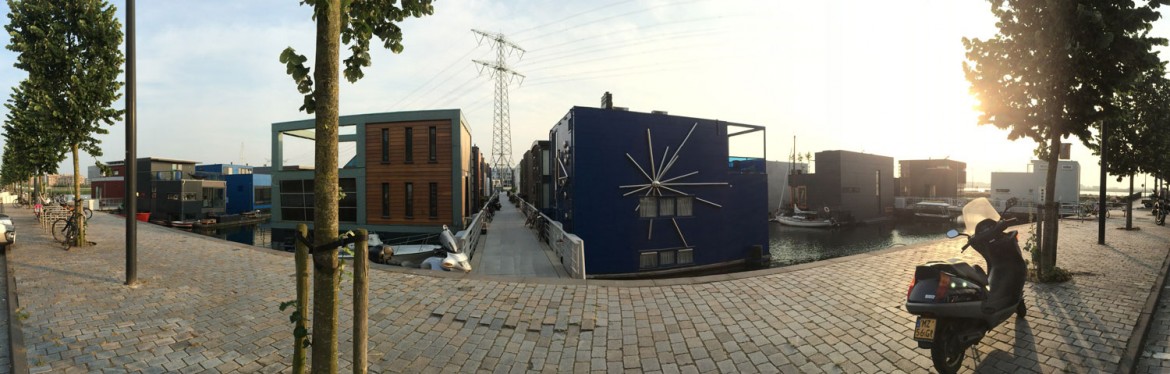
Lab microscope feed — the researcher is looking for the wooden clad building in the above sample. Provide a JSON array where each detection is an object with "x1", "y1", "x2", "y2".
[{"x1": 269, "y1": 110, "x2": 479, "y2": 240}]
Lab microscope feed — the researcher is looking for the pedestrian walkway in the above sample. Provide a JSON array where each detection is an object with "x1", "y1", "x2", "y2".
[
  {"x1": 472, "y1": 194, "x2": 567, "y2": 278},
  {"x1": 3, "y1": 203, "x2": 1170, "y2": 372}
]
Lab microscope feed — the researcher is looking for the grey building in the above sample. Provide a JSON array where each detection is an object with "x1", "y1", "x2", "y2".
[
  {"x1": 789, "y1": 150, "x2": 895, "y2": 223},
  {"x1": 897, "y1": 159, "x2": 966, "y2": 198}
]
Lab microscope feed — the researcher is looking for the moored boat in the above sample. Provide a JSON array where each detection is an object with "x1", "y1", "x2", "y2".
[
  {"x1": 912, "y1": 201, "x2": 959, "y2": 221},
  {"x1": 772, "y1": 205, "x2": 839, "y2": 228}
]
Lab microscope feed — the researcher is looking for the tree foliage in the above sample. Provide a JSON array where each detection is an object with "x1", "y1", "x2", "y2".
[
  {"x1": 1089, "y1": 70, "x2": 1170, "y2": 181},
  {"x1": 280, "y1": 0, "x2": 433, "y2": 372},
  {"x1": 964, "y1": 0, "x2": 1168, "y2": 277},
  {"x1": 5, "y1": 0, "x2": 124, "y2": 247}
]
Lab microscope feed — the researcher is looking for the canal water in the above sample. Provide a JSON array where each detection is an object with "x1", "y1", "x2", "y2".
[
  {"x1": 769, "y1": 218, "x2": 963, "y2": 267},
  {"x1": 191, "y1": 219, "x2": 966, "y2": 270}
]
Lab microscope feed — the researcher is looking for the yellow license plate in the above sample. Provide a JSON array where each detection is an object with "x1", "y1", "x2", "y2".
[{"x1": 914, "y1": 317, "x2": 936, "y2": 341}]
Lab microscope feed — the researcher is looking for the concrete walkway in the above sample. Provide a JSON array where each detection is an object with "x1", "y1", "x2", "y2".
[
  {"x1": 472, "y1": 194, "x2": 567, "y2": 278},
  {"x1": 3, "y1": 202, "x2": 1170, "y2": 373}
]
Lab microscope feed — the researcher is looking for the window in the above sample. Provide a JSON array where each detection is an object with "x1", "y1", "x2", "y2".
[
  {"x1": 660, "y1": 250, "x2": 676, "y2": 266},
  {"x1": 676, "y1": 197, "x2": 693, "y2": 217},
  {"x1": 639, "y1": 196, "x2": 658, "y2": 218},
  {"x1": 405, "y1": 182, "x2": 414, "y2": 218},
  {"x1": 429, "y1": 182, "x2": 439, "y2": 218},
  {"x1": 381, "y1": 128, "x2": 389, "y2": 163},
  {"x1": 677, "y1": 248, "x2": 694, "y2": 264},
  {"x1": 639, "y1": 252, "x2": 658, "y2": 269},
  {"x1": 428, "y1": 126, "x2": 437, "y2": 162},
  {"x1": 405, "y1": 127, "x2": 413, "y2": 163},
  {"x1": 254, "y1": 186, "x2": 272, "y2": 205},
  {"x1": 281, "y1": 179, "x2": 354, "y2": 222},
  {"x1": 381, "y1": 183, "x2": 390, "y2": 218},
  {"x1": 659, "y1": 197, "x2": 675, "y2": 216},
  {"x1": 339, "y1": 178, "x2": 357, "y2": 223}
]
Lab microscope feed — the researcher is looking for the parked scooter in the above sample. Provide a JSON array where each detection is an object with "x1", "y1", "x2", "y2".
[{"x1": 904, "y1": 197, "x2": 1027, "y2": 373}]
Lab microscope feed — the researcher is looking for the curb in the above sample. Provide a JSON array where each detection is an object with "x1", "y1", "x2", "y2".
[
  {"x1": 3, "y1": 249, "x2": 28, "y2": 374},
  {"x1": 1120, "y1": 244, "x2": 1170, "y2": 373}
]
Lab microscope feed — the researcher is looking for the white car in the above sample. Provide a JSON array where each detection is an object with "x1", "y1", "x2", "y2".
[{"x1": 0, "y1": 214, "x2": 13, "y2": 247}]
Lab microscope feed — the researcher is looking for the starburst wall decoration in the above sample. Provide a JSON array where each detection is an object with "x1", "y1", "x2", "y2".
[{"x1": 619, "y1": 123, "x2": 728, "y2": 244}]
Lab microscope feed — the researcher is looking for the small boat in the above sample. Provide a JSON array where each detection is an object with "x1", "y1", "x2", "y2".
[
  {"x1": 170, "y1": 220, "x2": 195, "y2": 228},
  {"x1": 772, "y1": 205, "x2": 838, "y2": 228},
  {"x1": 913, "y1": 202, "x2": 959, "y2": 221}
]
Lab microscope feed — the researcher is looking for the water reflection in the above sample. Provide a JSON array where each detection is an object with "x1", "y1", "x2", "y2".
[
  {"x1": 191, "y1": 223, "x2": 274, "y2": 249},
  {"x1": 769, "y1": 218, "x2": 962, "y2": 267}
]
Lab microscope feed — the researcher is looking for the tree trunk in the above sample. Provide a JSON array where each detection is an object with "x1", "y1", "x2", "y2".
[
  {"x1": 1127, "y1": 174, "x2": 1134, "y2": 229},
  {"x1": 73, "y1": 143, "x2": 85, "y2": 247},
  {"x1": 309, "y1": 1, "x2": 342, "y2": 373},
  {"x1": 1041, "y1": 135, "x2": 1060, "y2": 278},
  {"x1": 294, "y1": 224, "x2": 310, "y2": 374}
]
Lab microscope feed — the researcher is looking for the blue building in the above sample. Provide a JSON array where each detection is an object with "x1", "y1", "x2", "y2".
[
  {"x1": 195, "y1": 164, "x2": 273, "y2": 214},
  {"x1": 226, "y1": 174, "x2": 272, "y2": 214},
  {"x1": 550, "y1": 106, "x2": 769, "y2": 277}
]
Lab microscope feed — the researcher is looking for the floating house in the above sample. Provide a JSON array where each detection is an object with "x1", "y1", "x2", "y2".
[
  {"x1": 519, "y1": 140, "x2": 553, "y2": 215},
  {"x1": 194, "y1": 164, "x2": 273, "y2": 215},
  {"x1": 788, "y1": 150, "x2": 895, "y2": 223},
  {"x1": 897, "y1": 159, "x2": 967, "y2": 198},
  {"x1": 90, "y1": 158, "x2": 227, "y2": 220},
  {"x1": 549, "y1": 106, "x2": 769, "y2": 277},
  {"x1": 991, "y1": 160, "x2": 1080, "y2": 210},
  {"x1": 269, "y1": 110, "x2": 479, "y2": 241}
]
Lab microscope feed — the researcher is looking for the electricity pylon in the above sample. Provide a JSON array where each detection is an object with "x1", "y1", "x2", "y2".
[{"x1": 472, "y1": 29, "x2": 525, "y2": 188}]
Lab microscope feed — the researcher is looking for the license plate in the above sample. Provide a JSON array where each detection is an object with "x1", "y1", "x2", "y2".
[{"x1": 914, "y1": 317, "x2": 936, "y2": 341}]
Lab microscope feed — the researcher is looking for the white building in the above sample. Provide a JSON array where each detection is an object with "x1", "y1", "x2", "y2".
[{"x1": 990, "y1": 160, "x2": 1080, "y2": 211}]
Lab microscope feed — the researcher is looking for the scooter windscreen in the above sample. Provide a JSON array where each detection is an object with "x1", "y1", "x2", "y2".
[{"x1": 961, "y1": 198, "x2": 1001, "y2": 236}]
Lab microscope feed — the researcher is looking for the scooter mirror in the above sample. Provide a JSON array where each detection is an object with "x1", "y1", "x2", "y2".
[{"x1": 946, "y1": 229, "x2": 960, "y2": 239}]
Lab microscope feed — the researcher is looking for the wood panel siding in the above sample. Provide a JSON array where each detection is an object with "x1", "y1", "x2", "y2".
[{"x1": 365, "y1": 120, "x2": 459, "y2": 226}]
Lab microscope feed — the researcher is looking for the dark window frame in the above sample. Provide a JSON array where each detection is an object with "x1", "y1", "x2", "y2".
[
  {"x1": 381, "y1": 183, "x2": 390, "y2": 218},
  {"x1": 404, "y1": 127, "x2": 414, "y2": 163},
  {"x1": 380, "y1": 128, "x2": 390, "y2": 163},
  {"x1": 405, "y1": 182, "x2": 414, "y2": 219},
  {"x1": 429, "y1": 182, "x2": 439, "y2": 218},
  {"x1": 428, "y1": 126, "x2": 437, "y2": 163}
]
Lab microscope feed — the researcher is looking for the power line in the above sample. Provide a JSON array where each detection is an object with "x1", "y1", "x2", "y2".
[
  {"x1": 387, "y1": 46, "x2": 478, "y2": 110},
  {"x1": 514, "y1": 0, "x2": 711, "y2": 45}
]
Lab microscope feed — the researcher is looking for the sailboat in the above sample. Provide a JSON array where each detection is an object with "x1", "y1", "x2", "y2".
[{"x1": 772, "y1": 204, "x2": 839, "y2": 228}]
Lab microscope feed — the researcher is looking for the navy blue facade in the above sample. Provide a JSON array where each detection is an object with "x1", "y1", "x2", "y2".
[
  {"x1": 551, "y1": 107, "x2": 768, "y2": 275},
  {"x1": 226, "y1": 174, "x2": 272, "y2": 214}
]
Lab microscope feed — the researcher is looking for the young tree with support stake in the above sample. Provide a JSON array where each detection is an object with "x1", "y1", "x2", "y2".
[
  {"x1": 5, "y1": 0, "x2": 125, "y2": 248},
  {"x1": 279, "y1": 1, "x2": 433, "y2": 372},
  {"x1": 964, "y1": 0, "x2": 1167, "y2": 280}
]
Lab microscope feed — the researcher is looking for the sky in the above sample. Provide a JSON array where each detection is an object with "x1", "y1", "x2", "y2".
[{"x1": 0, "y1": 0, "x2": 1167, "y2": 191}]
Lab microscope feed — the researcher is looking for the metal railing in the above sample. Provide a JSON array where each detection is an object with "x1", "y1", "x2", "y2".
[
  {"x1": 454, "y1": 195, "x2": 497, "y2": 260},
  {"x1": 96, "y1": 198, "x2": 123, "y2": 211},
  {"x1": 517, "y1": 198, "x2": 586, "y2": 279}
]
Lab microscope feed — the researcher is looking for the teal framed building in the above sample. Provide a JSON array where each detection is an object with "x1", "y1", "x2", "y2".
[{"x1": 269, "y1": 110, "x2": 479, "y2": 241}]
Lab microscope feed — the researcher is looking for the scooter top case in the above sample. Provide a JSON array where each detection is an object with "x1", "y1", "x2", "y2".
[{"x1": 905, "y1": 260, "x2": 989, "y2": 319}]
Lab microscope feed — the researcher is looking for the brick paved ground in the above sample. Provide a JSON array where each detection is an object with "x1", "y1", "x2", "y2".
[
  {"x1": 4, "y1": 203, "x2": 1169, "y2": 373},
  {"x1": 1136, "y1": 209, "x2": 1170, "y2": 374}
]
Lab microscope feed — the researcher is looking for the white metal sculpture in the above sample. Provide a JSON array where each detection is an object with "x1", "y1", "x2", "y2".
[{"x1": 619, "y1": 123, "x2": 728, "y2": 243}]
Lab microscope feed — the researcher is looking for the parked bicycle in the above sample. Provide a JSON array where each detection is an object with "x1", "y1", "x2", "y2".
[
  {"x1": 52, "y1": 214, "x2": 81, "y2": 249},
  {"x1": 62, "y1": 199, "x2": 93, "y2": 220}
]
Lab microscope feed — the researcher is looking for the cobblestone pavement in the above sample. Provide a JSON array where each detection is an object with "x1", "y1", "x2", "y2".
[
  {"x1": 0, "y1": 247, "x2": 12, "y2": 373},
  {"x1": 1136, "y1": 210, "x2": 1170, "y2": 374},
  {"x1": 4, "y1": 204, "x2": 1170, "y2": 373}
]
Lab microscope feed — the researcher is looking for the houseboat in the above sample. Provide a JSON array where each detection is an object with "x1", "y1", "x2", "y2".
[
  {"x1": 268, "y1": 110, "x2": 486, "y2": 242},
  {"x1": 549, "y1": 104, "x2": 769, "y2": 278}
]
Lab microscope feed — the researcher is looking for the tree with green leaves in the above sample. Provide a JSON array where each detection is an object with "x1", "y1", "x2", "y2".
[
  {"x1": 279, "y1": 1, "x2": 433, "y2": 371},
  {"x1": 2, "y1": 80, "x2": 64, "y2": 200},
  {"x1": 6, "y1": 0, "x2": 125, "y2": 247},
  {"x1": 1088, "y1": 70, "x2": 1170, "y2": 229},
  {"x1": 964, "y1": 0, "x2": 1167, "y2": 279}
]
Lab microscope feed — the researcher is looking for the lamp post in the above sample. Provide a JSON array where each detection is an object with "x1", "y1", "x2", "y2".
[{"x1": 124, "y1": 0, "x2": 138, "y2": 286}]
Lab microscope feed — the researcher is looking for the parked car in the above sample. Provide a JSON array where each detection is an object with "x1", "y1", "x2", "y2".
[{"x1": 0, "y1": 214, "x2": 13, "y2": 247}]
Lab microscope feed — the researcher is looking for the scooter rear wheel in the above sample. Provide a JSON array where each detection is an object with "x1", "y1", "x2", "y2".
[{"x1": 931, "y1": 321, "x2": 965, "y2": 374}]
